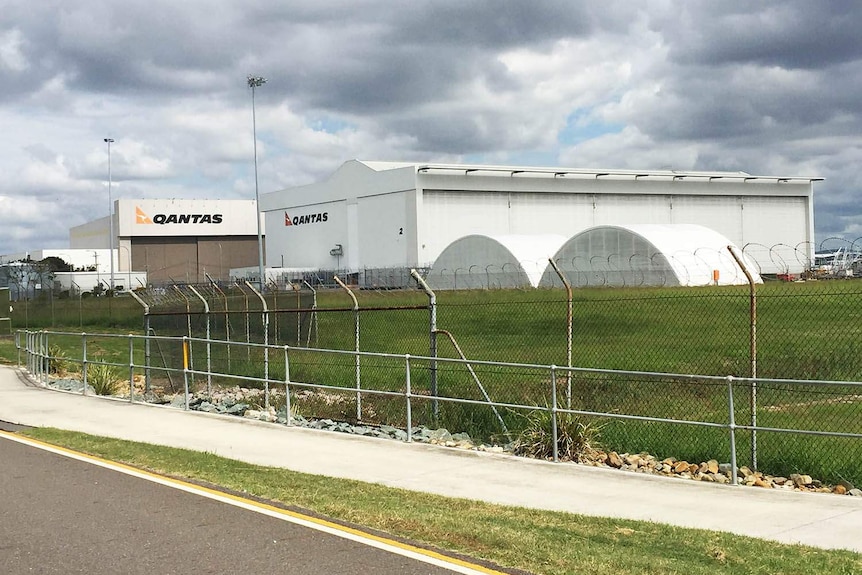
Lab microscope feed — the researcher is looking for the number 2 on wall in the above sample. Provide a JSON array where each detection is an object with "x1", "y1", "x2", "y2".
[{"x1": 399, "y1": 227, "x2": 403, "y2": 235}]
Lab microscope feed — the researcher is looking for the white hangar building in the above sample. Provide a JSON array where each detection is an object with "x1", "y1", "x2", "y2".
[
  {"x1": 259, "y1": 160, "x2": 820, "y2": 279},
  {"x1": 70, "y1": 198, "x2": 264, "y2": 284}
]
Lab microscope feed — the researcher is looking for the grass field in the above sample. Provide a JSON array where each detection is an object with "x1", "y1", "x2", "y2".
[
  {"x1": 7, "y1": 279, "x2": 862, "y2": 486},
  {"x1": 18, "y1": 428, "x2": 862, "y2": 575}
]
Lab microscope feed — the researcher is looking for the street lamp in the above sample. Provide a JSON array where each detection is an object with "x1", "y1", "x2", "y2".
[
  {"x1": 247, "y1": 74, "x2": 266, "y2": 289},
  {"x1": 104, "y1": 138, "x2": 115, "y2": 294}
]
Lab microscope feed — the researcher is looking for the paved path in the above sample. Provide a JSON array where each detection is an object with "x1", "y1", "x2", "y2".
[
  {"x1": 1, "y1": 366, "x2": 860, "y2": 553},
  {"x1": 0, "y1": 434, "x2": 483, "y2": 575}
]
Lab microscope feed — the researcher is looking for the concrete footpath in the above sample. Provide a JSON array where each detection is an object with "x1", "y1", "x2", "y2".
[{"x1": 1, "y1": 366, "x2": 860, "y2": 554}]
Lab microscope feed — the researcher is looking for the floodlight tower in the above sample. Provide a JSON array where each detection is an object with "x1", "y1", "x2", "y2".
[
  {"x1": 104, "y1": 137, "x2": 115, "y2": 293},
  {"x1": 247, "y1": 74, "x2": 267, "y2": 289}
]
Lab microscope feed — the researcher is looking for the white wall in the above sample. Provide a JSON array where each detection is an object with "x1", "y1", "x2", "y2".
[
  {"x1": 261, "y1": 160, "x2": 418, "y2": 270},
  {"x1": 116, "y1": 198, "x2": 262, "y2": 237},
  {"x1": 261, "y1": 161, "x2": 816, "y2": 275},
  {"x1": 69, "y1": 216, "x2": 111, "y2": 249},
  {"x1": 357, "y1": 192, "x2": 410, "y2": 268}
]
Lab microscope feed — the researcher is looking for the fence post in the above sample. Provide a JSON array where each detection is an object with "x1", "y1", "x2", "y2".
[
  {"x1": 39, "y1": 331, "x2": 45, "y2": 385},
  {"x1": 128, "y1": 333, "x2": 134, "y2": 402},
  {"x1": 145, "y1": 318, "x2": 152, "y2": 395},
  {"x1": 405, "y1": 354, "x2": 413, "y2": 443},
  {"x1": 551, "y1": 365, "x2": 559, "y2": 463},
  {"x1": 410, "y1": 269, "x2": 438, "y2": 420},
  {"x1": 234, "y1": 280, "x2": 251, "y2": 362},
  {"x1": 269, "y1": 280, "x2": 279, "y2": 346},
  {"x1": 188, "y1": 285, "x2": 212, "y2": 399},
  {"x1": 81, "y1": 332, "x2": 88, "y2": 396},
  {"x1": 302, "y1": 280, "x2": 319, "y2": 347},
  {"x1": 182, "y1": 336, "x2": 190, "y2": 410},
  {"x1": 548, "y1": 258, "x2": 573, "y2": 409},
  {"x1": 727, "y1": 376, "x2": 739, "y2": 486},
  {"x1": 38, "y1": 331, "x2": 43, "y2": 381},
  {"x1": 728, "y1": 245, "x2": 758, "y2": 470},
  {"x1": 206, "y1": 273, "x2": 230, "y2": 371},
  {"x1": 284, "y1": 345, "x2": 292, "y2": 426},
  {"x1": 128, "y1": 289, "x2": 151, "y2": 394},
  {"x1": 334, "y1": 275, "x2": 361, "y2": 421},
  {"x1": 245, "y1": 280, "x2": 269, "y2": 408}
]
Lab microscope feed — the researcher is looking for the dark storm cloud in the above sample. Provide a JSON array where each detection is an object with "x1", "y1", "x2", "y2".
[
  {"x1": 624, "y1": 54, "x2": 862, "y2": 149},
  {"x1": 662, "y1": 0, "x2": 862, "y2": 69},
  {"x1": 256, "y1": 1, "x2": 596, "y2": 115},
  {"x1": 387, "y1": 1, "x2": 595, "y2": 48},
  {"x1": 1, "y1": 0, "x2": 267, "y2": 104}
]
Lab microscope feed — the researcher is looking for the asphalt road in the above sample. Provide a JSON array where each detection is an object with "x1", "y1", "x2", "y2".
[{"x1": 0, "y1": 434, "x2": 483, "y2": 575}]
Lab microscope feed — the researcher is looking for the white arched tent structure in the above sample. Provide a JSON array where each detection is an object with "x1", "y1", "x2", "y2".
[
  {"x1": 426, "y1": 234, "x2": 567, "y2": 290},
  {"x1": 539, "y1": 224, "x2": 762, "y2": 288}
]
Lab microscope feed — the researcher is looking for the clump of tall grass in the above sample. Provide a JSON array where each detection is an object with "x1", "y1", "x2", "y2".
[
  {"x1": 88, "y1": 363, "x2": 121, "y2": 396},
  {"x1": 45, "y1": 344, "x2": 70, "y2": 375},
  {"x1": 512, "y1": 408, "x2": 602, "y2": 462}
]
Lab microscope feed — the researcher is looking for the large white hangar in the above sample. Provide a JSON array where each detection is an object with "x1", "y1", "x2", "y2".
[
  {"x1": 259, "y1": 160, "x2": 820, "y2": 279},
  {"x1": 425, "y1": 225, "x2": 762, "y2": 290},
  {"x1": 70, "y1": 198, "x2": 264, "y2": 284}
]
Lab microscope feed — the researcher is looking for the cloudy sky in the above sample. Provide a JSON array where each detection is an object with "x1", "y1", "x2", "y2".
[{"x1": 1, "y1": 0, "x2": 860, "y2": 255}]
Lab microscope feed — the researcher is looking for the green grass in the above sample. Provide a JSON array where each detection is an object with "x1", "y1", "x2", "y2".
[
  {"x1": 9, "y1": 280, "x2": 862, "y2": 486},
  {"x1": 13, "y1": 280, "x2": 862, "y2": 380},
  {"x1": 18, "y1": 428, "x2": 862, "y2": 575}
]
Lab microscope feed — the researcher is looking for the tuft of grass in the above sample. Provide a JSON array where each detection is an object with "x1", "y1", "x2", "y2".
[
  {"x1": 45, "y1": 344, "x2": 70, "y2": 375},
  {"x1": 512, "y1": 408, "x2": 602, "y2": 462},
  {"x1": 87, "y1": 363, "x2": 121, "y2": 396}
]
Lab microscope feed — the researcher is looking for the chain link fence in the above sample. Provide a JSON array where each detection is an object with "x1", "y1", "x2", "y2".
[{"x1": 11, "y1": 242, "x2": 862, "y2": 488}]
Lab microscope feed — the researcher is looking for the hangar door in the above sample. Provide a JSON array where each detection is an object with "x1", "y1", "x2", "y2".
[{"x1": 131, "y1": 238, "x2": 198, "y2": 283}]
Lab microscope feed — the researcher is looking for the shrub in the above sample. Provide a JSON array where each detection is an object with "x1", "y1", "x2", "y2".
[
  {"x1": 88, "y1": 363, "x2": 121, "y2": 396},
  {"x1": 512, "y1": 408, "x2": 602, "y2": 462},
  {"x1": 43, "y1": 345, "x2": 70, "y2": 375}
]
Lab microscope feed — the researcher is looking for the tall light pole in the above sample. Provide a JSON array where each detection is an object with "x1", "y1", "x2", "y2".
[
  {"x1": 247, "y1": 75, "x2": 267, "y2": 289},
  {"x1": 104, "y1": 138, "x2": 115, "y2": 294}
]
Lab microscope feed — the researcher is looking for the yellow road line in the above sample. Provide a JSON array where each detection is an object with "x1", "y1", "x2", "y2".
[{"x1": 0, "y1": 430, "x2": 511, "y2": 575}]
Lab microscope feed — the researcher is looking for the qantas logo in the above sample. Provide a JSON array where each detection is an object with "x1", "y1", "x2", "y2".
[
  {"x1": 136, "y1": 206, "x2": 153, "y2": 224},
  {"x1": 136, "y1": 206, "x2": 223, "y2": 225},
  {"x1": 285, "y1": 211, "x2": 328, "y2": 226}
]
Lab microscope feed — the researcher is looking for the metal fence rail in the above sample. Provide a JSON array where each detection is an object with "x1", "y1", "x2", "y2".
[{"x1": 18, "y1": 329, "x2": 862, "y2": 489}]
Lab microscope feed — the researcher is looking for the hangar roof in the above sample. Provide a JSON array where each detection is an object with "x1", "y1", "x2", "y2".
[{"x1": 356, "y1": 159, "x2": 822, "y2": 184}]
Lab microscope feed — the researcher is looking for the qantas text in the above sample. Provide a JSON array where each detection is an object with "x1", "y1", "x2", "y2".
[
  {"x1": 152, "y1": 214, "x2": 223, "y2": 224},
  {"x1": 285, "y1": 212, "x2": 328, "y2": 226}
]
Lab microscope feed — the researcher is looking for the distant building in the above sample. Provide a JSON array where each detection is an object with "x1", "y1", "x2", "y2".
[
  {"x1": 0, "y1": 249, "x2": 114, "y2": 299},
  {"x1": 70, "y1": 198, "x2": 265, "y2": 284},
  {"x1": 259, "y1": 160, "x2": 821, "y2": 279}
]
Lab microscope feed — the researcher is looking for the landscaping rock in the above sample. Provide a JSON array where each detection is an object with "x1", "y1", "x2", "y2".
[
  {"x1": 607, "y1": 451, "x2": 623, "y2": 468},
  {"x1": 791, "y1": 474, "x2": 813, "y2": 487}
]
